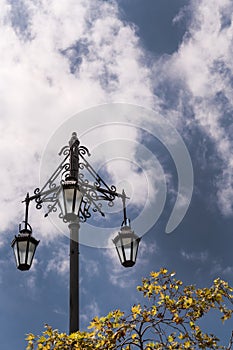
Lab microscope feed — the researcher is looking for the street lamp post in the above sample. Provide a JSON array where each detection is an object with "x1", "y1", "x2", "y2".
[{"x1": 11, "y1": 132, "x2": 140, "y2": 334}]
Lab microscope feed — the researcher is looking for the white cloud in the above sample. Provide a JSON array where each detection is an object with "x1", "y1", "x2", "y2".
[
  {"x1": 103, "y1": 236, "x2": 157, "y2": 288},
  {"x1": 25, "y1": 274, "x2": 36, "y2": 290},
  {"x1": 181, "y1": 249, "x2": 208, "y2": 263},
  {"x1": 210, "y1": 260, "x2": 233, "y2": 277},
  {"x1": 45, "y1": 240, "x2": 100, "y2": 280},
  {"x1": 81, "y1": 255, "x2": 100, "y2": 278},
  {"x1": 0, "y1": 236, "x2": 6, "y2": 249},
  {"x1": 154, "y1": 0, "x2": 233, "y2": 216},
  {"x1": 0, "y1": 0, "x2": 156, "y2": 240},
  {"x1": 4, "y1": 0, "x2": 231, "y2": 249},
  {"x1": 46, "y1": 245, "x2": 69, "y2": 277},
  {"x1": 80, "y1": 299, "x2": 100, "y2": 325}
]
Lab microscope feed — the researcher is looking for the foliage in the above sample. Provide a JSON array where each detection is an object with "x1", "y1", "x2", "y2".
[{"x1": 26, "y1": 268, "x2": 233, "y2": 349}]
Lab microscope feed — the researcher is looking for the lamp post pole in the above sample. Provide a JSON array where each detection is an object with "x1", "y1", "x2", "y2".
[
  {"x1": 68, "y1": 132, "x2": 80, "y2": 333},
  {"x1": 69, "y1": 220, "x2": 80, "y2": 333},
  {"x1": 11, "y1": 132, "x2": 140, "y2": 335}
]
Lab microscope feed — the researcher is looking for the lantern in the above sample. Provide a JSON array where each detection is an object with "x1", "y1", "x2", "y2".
[
  {"x1": 11, "y1": 225, "x2": 39, "y2": 271},
  {"x1": 61, "y1": 176, "x2": 83, "y2": 222},
  {"x1": 113, "y1": 222, "x2": 140, "y2": 268}
]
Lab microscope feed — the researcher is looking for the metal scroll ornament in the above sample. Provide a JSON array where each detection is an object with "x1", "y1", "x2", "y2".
[{"x1": 30, "y1": 134, "x2": 121, "y2": 223}]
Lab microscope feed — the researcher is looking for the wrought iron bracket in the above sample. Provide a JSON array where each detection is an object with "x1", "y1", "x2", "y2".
[{"x1": 23, "y1": 133, "x2": 129, "y2": 223}]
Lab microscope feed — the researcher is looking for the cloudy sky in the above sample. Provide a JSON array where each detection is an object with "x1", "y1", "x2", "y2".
[{"x1": 0, "y1": 0, "x2": 233, "y2": 348}]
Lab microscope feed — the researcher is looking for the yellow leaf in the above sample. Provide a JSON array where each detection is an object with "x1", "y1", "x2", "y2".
[
  {"x1": 173, "y1": 314, "x2": 183, "y2": 324},
  {"x1": 26, "y1": 334, "x2": 35, "y2": 341},
  {"x1": 131, "y1": 304, "x2": 141, "y2": 319},
  {"x1": 189, "y1": 321, "x2": 195, "y2": 329},
  {"x1": 151, "y1": 306, "x2": 157, "y2": 316},
  {"x1": 183, "y1": 297, "x2": 193, "y2": 309},
  {"x1": 215, "y1": 293, "x2": 223, "y2": 302},
  {"x1": 168, "y1": 335, "x2": 174, "y2": 342},
  {"x1": 150, "y1": 271, "x2": 160, "y2": 278}
]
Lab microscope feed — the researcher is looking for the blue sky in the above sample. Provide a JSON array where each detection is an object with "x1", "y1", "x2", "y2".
[{"x1": 0, "y1": 0, "x2": 233, "y2": 348}]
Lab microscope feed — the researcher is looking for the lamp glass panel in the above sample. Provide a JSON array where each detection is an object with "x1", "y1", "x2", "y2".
[
  {"x1": 116, "y1": 237, "x2": 124, "y2": 263},
  {"x1": 28, "y1": 241, "x2": 36, "y2": 266},
  {"x1": 64, "y1": 187, "x2": 75, "y2": 214},
  {"x1": 74, "y1": 189, "x2": 83, "y2": 214},
  {"x1": 132, "y1": 239, "x2": 139, "y2": 262},
  {"x1": 13, "y1": 242, "x2": 19, "y2": 267},
  {"x1": 59, "y1": 189, "x2": 65, "y2": 215},
  {"x1": 18, "y1": 240, "x2": 28, "y2": 265},
  {"x1": 122, "y1": 237, "x2": 132, "y2": 261}
]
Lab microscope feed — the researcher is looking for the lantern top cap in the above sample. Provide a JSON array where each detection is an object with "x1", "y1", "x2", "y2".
[
  {"x1": 64, "y1": 175, "x2": 78, "y2": 182},
  {"x1": 19, "y1": 222, "x2": 32, "y2": 234},
  {"x1": 11, "y1": 231, "x2": 40, "y2": 248},
  {"x1": 121, "y1": 218, "x2": 131, "y2": 229},
  {"x1": 19, "y1": 228, "x2": 32, "y2": 235}
]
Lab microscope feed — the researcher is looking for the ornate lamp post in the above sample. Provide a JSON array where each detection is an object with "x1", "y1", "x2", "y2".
[{"x1": 11, "y1": 132, "x2": 140, "y2": 334}]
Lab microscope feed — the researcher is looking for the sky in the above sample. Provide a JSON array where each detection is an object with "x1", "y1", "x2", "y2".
[{"x1": 0, "y1": 0, "x2": 233, "y2": 348}]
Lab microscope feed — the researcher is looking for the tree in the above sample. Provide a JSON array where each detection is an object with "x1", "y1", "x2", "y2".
[{"x1": 26, "y1": 268, "x2": 233, "y2": 349}]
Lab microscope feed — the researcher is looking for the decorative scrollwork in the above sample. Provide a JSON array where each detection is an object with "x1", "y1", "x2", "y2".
[
  {"x1": 49, "y1": 182, "x2": 58, "y2": 190},
  {"x1": 61, "y1": 162, "x2": 70, "y2": 179},
  {"x1": 36, "y1": 202, "x2": 43, "y2": 210},
  {"x1": 47, "y1": 204, "x2": 57, "y2": 213},
  {"x1": 78, "y1": 200, "x2": 92, "y2": 223},
  {"x1": 110, "y1": 185, "x2": 117, "y2": 193},
  {"x1": 34, "y1": 188, "x2": 40, "y2": 195},
  {"x1": 58, "y1": 145, "x2": 70, "y2": 157},
  {"x1": 34, "y1": 188, "x2": 42, "y2": 209},
  {"x1": 78, "y1": 145, "x2": 91, "y2": 157},
  {"x1": 89, "y1": 189, "x2": 99, "y2": 200},
  {"x1": 25, "y1": 134, "x2": 126, "y2": 224},
  {"x1": 94, "y1": 179, "x2": 101, "y2": 188},
  {"x1": 79, "y1": 162, "x2": 85, "y2": 170},
  {"x1": 95, "y1": 202, "x2": 102, "y2": 210}
]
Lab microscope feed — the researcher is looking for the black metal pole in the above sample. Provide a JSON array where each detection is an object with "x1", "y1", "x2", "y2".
[
  {"x1": 68, "y1": 132, "x2": 81, "y2": 334},
  {"x1": 24, "y1": 193, "x2": 30, "y2": 226},
  {"x1": 122, "y1": 189, "x2": 127, "y2": 225},
  {"x1": 69, "y1": 131, "x2": 80, "y2": 180},
  {"x1": 69, "y1": 220, "x2": 80, "y2": 334}
]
